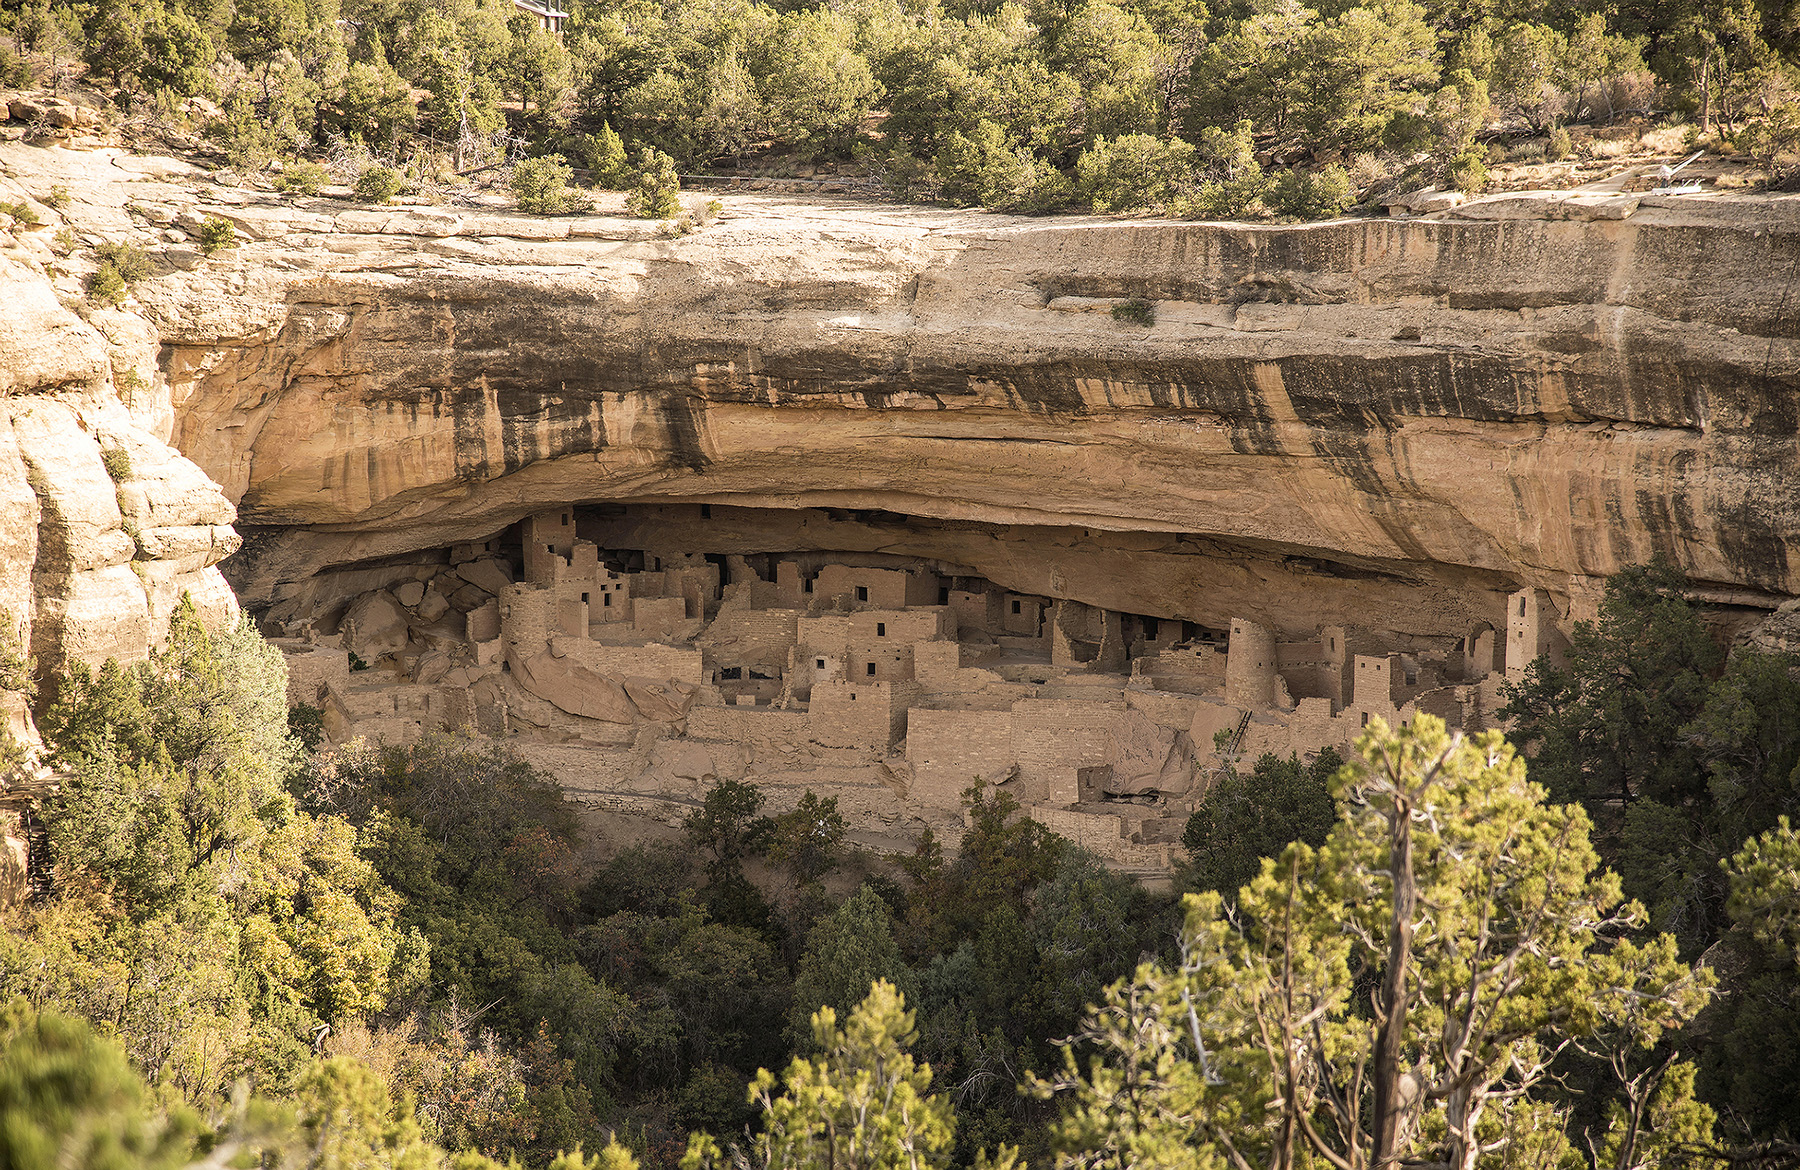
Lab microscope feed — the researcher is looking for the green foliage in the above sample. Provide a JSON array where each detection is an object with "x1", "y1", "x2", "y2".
[
  {"x1": 1269, "y1": 163, "x2": 1356, "y2": 218},
  {"x1": 332, "y1": 59, "x2": 418, "y2": 148},
  {"x1": 1503, "y1": 559, "x2": 1723, "y2": 822},
  {"x1": 935, "y1": 119, "x2": 1074, "y2": 213},
  {"x1": 1727, "y1": 816, "x2": 1800, "y2": 958},
  {"x1": 44, "y1": 184, "x2": 68, "y2": 209},
  {"x1": 582, "y1": 124, "x2": 631, "y2": 190},
  {"x1": 788, "y1": 885, "x2": 912, "y2": 1047},
  {"x1": 1037, "y1": 716, "x2": 1713, "y2": 1170},
  {"x1": 725, "y1": 980, "x2": 956, "y2": 1170},
  {"x1": 512, "y1": 154, "x2": 592, "y2": 215},
  {"x1": 1444, "y1": 144, "x2": 1490, "y2": 192},
  {"x1": 98, "y1": 447, "x2": 130, "y2": 482},
  {"x1": 1111, "y1": 298, "x2": 1155, "y2": 326},
  {"x1": 353, "y1": 164, "x2": 405, "y2": 204},
  {"x1": 291, "y1": 1055, "x2": 443, "y2": 1169},
  {"x1": 1181, "y1": 749, "x2": 1340, "y2": 899},
  {"x1": 0, "y1": 997, "x2": 201, "y2": 1170},
  {"x1": 0, "y1": 199, "x2": 41, "y2": 226},
  {"x1": 767, "y1": 790, "x2": 847, "y2": 885},
  {"x1": 1548, "y1": 123, "x2": 1573, "y2": 159},
  {"x1": 684, "y1": 778, "x2": 773, "y2": 879},
  {"x1": 94, "y1": 241, "x2": 150, "y2": 283},
  {"x1": 86, "y1": 263, "x2": 125, "y2": 304},
  {"x1": 289, "y1": 701, "x2": 325, "y2": 752},
  {"x1": 1076, "y1": 133, "x2": 1193, "y2": 213},
  {"x1": 625, "y1": 148, "x2": 681, "y2": 219},
  {"x1": 0, "y1": 612, "x2": 33, "y2": 697},
  {"x1": 276, "y1": 159, "x2": 329, "y2": 196},
  {"x1": 198, "y1": 214, "x2": 236, "y2": 253},
  {"x1": 1167, "y1": 121, "x2": 1268, "y2": 220}
]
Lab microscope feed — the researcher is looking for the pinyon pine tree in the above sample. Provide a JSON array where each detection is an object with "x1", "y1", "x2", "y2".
[{"x1": 1037, "y1": 716, "x2": 1713, "y2": 1170}]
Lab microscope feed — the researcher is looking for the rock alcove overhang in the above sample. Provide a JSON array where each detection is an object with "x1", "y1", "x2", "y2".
[{"x1": 166, "y1": 195, "x2": 1800, "y2": 644}]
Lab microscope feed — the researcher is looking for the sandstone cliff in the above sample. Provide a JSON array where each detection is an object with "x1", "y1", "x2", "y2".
[
  {"x1": 0, "y1": 152, "x2": 239, "y2": 690},
  {"x1": 4, "y1": 138, "x2": 1799, "y2": 652}
]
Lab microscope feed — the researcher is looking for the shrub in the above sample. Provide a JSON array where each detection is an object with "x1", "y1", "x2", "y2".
[
  {"x1": 289, "y1": 702, "x2": 325, "y2": 752},
  {"x1": 510, "y1": 153, "x2": 591, "y2": 214},
  {"x1": 1076, "y1": 134, "x2": 1194, "y2": 214},
  {"x1": 198, "y1": 215, "x2": 236, "y2": 254},
  {"x1": 1444, "y1": 145, "x2": 1490, "y2": 193},
  {"x1": 95, "y1": 241, "x2": 152, "y2": 283},
  {"x1": 583, "y1": 123, "x2": 630, "y2": 190},
  {"x1": 352, "y1": 164, "x2": 404, "y2": 203},
  {"x1": 1112, "y1": 298, "x2": 1155, "y2": 327},
  {"x1": 0, "y1": 199, "x2": 40, "y2": 226},
  {"x1": 625, "y1": 148, "x2": 681, "y2": 219},
  {"x1": 52, "y1": 227, "x2": 75, "y2": 253},
  {"x1": 45, "y1": 184, "x2": 69, "y2": 209},
  {"x1": 87, "y1": 262, "x2": 126, "y2": 305},
  {"x1": 100, "y1": 448, "x2": 132, "y2": 482},
  {"x1": 935, "y1": 120, "x2": 1074, "y2": 214},
  {"x1": 1168, "y1": 172, "x2": 1269, "y2": 220},
  {"x1": 276, "y1": 160, "x2": 329, "y2": 196},
  {"x1": 1547, "y1": 124, "x2": 1573, "y2": 160},
  {"x1": 1268, "y1": 165, "x2": 1356, "y2": 219}
]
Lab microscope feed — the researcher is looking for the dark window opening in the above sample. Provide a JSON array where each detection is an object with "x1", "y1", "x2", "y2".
[
  {"x1": 849, "y1": 692, "x2": 857, "y2": 700},
  {"x1": 866, "y1": 662, "x2": 876, "y2": 676},
  {"x1": 856, "y1": 586, "x2": 869, "y2": 602},
  {"x1": 1361, "y1": 712, "x2": 1370, "y2": 726},
  {"x1": 1518, "y1": 597, "x2": 1527, "y2": 616},
  {"x1": 816, "y1": 659, "x2": 826, "y2": 669},
  {"x1": 719, "y1": 666, "x2": 742, "y2": 680},
  {"x1": 1143, "y1": 617, "x2": 1158, "y2": 639},
  {"x1": 876, "y1": 623, "x2": 886, "y2": 637},
  {"x1": 603, "y1": 593, "x2": 612, "y2": 607},
  {"x1": 561, "y1": 513, "x2": 569, "y2": 525},
  {"x1": 546, "y1": 544, "x2": 554, "y2": 553},
  {"x1": 803, "y1": 579, "x2": 813, "y2": 593},
  {"x1": 700, "y1": 504, "x2": 712, "y2": 519},
  {"x1": 750, "y1": 669, "x2": 773, "y2": 681},
  {"x1": 654, "y1": 557, "x2": 662, "y2": 571},
  {"x1": 939, "y1": 586, "x2": 950, "y2": 604},
  {"x1": 1012, "y1": 600, "x2": 1022, "y2": 615},
  {"x1": 581, "y1": 593, "x2": 590, "y2": 604}
]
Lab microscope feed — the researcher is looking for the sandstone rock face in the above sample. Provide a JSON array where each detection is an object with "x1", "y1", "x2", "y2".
[
  {"x1": 116, "y1": 184, "x2": 1799, "y2": 635},
  {"x1": 6, "y1": 136, "x2": 1800, "y2": 660},
  {"x1": 0, "y1": 154, "x2": 240, "y2": 686}
]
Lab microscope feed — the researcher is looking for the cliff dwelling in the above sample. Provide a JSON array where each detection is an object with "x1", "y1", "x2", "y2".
[{"x1": 263, "y1": 501, "x2": 1569, "y2": 874}]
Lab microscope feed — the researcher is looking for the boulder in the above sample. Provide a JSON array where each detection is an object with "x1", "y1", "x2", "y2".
[{"x1": 342, "y1": 590, "x2": 410, "y2": 660}]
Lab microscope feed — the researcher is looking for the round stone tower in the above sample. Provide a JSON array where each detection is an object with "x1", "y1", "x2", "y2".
[{"x1": 1224, "y1": 617, "x2": 1278, "y2": 708}]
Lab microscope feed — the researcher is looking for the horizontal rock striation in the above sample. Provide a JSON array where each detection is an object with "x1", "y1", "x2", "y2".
[{"x1": 7, "y1": 137, "x2": 1800, "y2": 647}]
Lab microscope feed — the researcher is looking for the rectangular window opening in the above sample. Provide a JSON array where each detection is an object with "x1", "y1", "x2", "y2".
[
  {"x1": 938, "y1": 587, "x2": 950, "y2": 604},
  {"x1": 561, "y1": 513, "x2": 569, "y2": 525},
  {"x1": 581, "y1": 593, "x2": 590, "y2": 604},
  {"x1": 856, "y1": 586, "x2": 869, "y2": 602},
  {"x1": 877, "y1": 623, "x2": 886, "y2": 637},
  {"x1": 1012, "y1": 600, "x2": 1022, "y2": 615},
  {"x1": 816, "y1": 659, "x2": 826, "y2": 669},
  {"x1": 700, "y1": 504, "x2": 712, "y2": 519},
  {"x1": 603, "y1": 594, "x2": 612, "y2": 607},
  {"x1": 866, "y1": 662, "x2": 876, "y2": 676},
  {"x1": 803, "y1": 579, "x2": 813, "y2": 593}
]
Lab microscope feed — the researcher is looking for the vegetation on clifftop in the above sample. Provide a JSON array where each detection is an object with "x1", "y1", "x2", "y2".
[{"x1": 2, "y1": 0, "x2": 1797, "y2": 218}]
